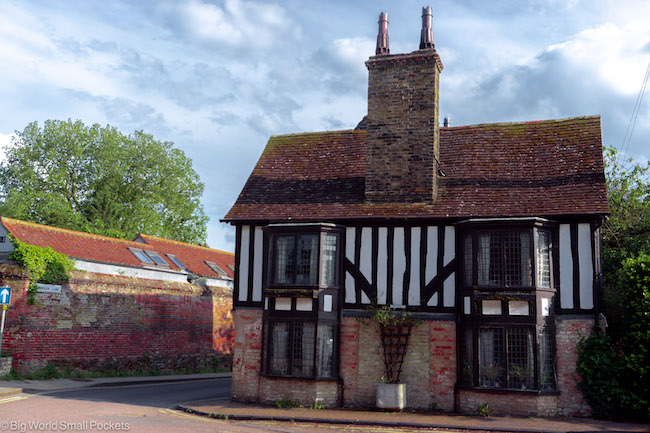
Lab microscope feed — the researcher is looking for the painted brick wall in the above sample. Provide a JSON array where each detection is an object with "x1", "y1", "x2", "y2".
[
  {"x1": 231, "y1": 308, "x2": 263, "y2": 403},
  {"x1": 340, "y1": 314, "x2": 456, "y2": 410},
  {"x1": 0, "y1": 264, "x2": 233, "y2": 372}
]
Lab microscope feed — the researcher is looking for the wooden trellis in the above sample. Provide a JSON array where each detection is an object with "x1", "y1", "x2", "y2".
[{"x1": 380, "y1": 323, "x2": 413, "y2": 383}]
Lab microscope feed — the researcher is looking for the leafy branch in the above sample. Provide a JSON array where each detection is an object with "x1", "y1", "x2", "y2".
[{"x1": 8, "y1": 235, "x2": 74, "y2": 304}]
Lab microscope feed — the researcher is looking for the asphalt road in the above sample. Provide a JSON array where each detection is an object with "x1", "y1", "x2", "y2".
[{"x1": 38, "y1": 377, "x2": 232, "y2": 408}]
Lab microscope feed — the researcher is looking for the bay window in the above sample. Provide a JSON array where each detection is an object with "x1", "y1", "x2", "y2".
[
  {"x1": 262, "y1": 224, "x2": 342, "y2": 380},
  {"x1": 459, "y1": 220, "x2": 557, "y2": 392}
]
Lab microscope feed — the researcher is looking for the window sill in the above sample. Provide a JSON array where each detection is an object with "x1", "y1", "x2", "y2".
[
  {"x1": 260, "y1": 373, "x2": 338, "y2": 382},
  {"x1": 456, "y1": 385, "x2": 559, "y2": 396}
]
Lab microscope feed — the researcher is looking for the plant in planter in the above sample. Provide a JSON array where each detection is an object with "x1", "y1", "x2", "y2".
[
  {"x1": 479, "y1": 363, "x2": 503, "y2": 387},
  {"x1": 365, "y1": 304, "x2": 422, "y2": 409}
]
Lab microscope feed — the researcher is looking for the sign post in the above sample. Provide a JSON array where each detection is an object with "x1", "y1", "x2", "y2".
[{"x1": 0, "y1": 287, "x2": 11, "y2": 356}]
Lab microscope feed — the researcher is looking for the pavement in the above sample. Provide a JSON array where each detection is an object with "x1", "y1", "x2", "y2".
[{"x1": 1, "y1": 374, "x2": 648, "y2": 433}]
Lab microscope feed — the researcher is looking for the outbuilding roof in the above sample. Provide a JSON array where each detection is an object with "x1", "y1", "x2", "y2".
[
  {"x1": 224, "y1": 115, "x2": 609, "y2": 222},
  {"x1": 0, "y1": 217, "x2": 234, "y2": 279}
]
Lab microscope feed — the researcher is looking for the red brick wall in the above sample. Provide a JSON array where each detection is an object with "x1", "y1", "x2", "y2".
[
  {"x1": 0, "y1": 265, "x2": 233, "y2": 373},
  {"x1": 339, "y1": 314, "x2": 456, "y2": 410},
  {"x1": 231, "y1": 308, "x2": 263, "y2": 403},
  {"x1": 456, "y1": 316, "x2": 595, "y2": 417},
  {"x1": 259, "y1": 377, "x2": 339, "y2": 407},
  {"x1": 556, "y1": 316, "x2": 594, "y2": 416}
]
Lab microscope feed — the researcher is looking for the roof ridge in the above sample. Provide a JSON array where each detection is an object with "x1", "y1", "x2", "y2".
[
  {"x1": 269, "y1": 129, "x2": 362, "y2": 139},
  {"x1": 137, "y1": 233, "x2": 235, "y2": 256},
  {"x1": 1, "y1": 216, "x2": 154, "y2": 247},
  {"x1": 441, "y1": 115, "x2": 601, "y2": 130}
]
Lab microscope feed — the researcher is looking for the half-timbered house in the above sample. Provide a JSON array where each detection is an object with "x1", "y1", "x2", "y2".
[{"x1": 222, "y1": 7, "x2": 609, "y2": 416}]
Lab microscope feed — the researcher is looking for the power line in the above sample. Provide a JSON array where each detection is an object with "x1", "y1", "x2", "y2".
[{"x1": 619, "y1": 56, "x2": 650, "y2": 163}]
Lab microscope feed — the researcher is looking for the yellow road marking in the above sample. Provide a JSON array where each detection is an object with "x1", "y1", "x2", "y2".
[{"x1": 0, "y1": 394, "x2": 33, "y2": 404}]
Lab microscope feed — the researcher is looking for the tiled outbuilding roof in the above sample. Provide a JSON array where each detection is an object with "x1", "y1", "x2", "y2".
[
  {"x1": 0, "y1": 217, "x2": 234, "y2": 279},
  {"x1": 135, "y1": 233, "x2": 234, "y2": 279},
  {"x1": 224, "y1": 116, "x2": 608, "y2": 221}
]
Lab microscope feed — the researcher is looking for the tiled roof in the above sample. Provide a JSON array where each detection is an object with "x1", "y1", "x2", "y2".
[
  {"x1": 0, "y1": 217, "x2": 234, "y2": 279},
  {"x1": 135, "y1": 233, "x2": 234, "y2": 279},
  {"x1": 224, "y1": 116, "x2": 609, "y2": 221}
]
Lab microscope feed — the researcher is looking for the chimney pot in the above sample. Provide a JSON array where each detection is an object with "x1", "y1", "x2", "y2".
[
  {"x1": 420, "y1": 6, "x2": 434, "y2": 49},
  {"x1": 376, "y1": 12, "x2": 389, "y2": 55},
  {"x1": 444, "y1": 117, "x2": 451, "y2": 127}
]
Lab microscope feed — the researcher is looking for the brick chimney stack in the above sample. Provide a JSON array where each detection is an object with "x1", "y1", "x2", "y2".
[{"x1": 365, "y1": 6, "x2": 444, "y2": 204}]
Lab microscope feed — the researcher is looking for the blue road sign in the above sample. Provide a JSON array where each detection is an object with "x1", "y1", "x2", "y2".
[{"x1": 0, "y1": 287, "x2": 11, "y2": 305}]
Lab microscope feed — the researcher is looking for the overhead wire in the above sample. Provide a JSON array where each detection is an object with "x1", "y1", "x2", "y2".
[{"x1": 619, "y1": 56, "x2": 650, "y2": 163}]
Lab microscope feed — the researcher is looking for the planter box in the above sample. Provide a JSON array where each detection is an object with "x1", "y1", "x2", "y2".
[{"x1": 376, "y1": 383, "x2": 406, "y2": 410}]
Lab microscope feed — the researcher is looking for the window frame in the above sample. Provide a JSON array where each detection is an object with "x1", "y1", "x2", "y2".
[
  {"x1": 457, "y1": 219, "x2": 558, "y2": 392},
  {"x1": 264, "y1": 224, "x2": 343, "y2": 291},
  {"x1": 461, "y1": 222, "x2": 555, "y2": 291}
]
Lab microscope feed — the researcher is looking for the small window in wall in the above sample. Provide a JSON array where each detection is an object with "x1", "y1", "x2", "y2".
[
  {"x1": 166, "y1": 254, "x2": 187, "y2": 270},
  {"x1": 206, "y1": 261, "x2": 227, "y2": 276},
  {"x1": 0, "y1": 236, "x2": 5, "y2": 243}
]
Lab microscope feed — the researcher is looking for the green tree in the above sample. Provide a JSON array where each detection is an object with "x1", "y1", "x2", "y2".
[
  {"x1": 0, "y1": 119, "x2": 207, "y2": 244},
  {"x1": 577, "y1": 147, "x2": 650, "y2": 420}
]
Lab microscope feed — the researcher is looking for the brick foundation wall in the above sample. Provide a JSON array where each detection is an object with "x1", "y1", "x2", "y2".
[
  {"x1": 231, "y1": 308, "x2": 263, "y2": 403},
  {"x1": 0, "y1": 265, "x2": 233, "y2": 373},
  {"x1": 456, "y1": 316, "x2": 596, "y2": 417},
  {"x1": 340, "y1": 314, "x2": 456, "y2": 410},
  {"x1": 556, "y1": 316, "x2": 594, "y2": 416},
  {"x1": 457, "y1": 390, "x2": 558, "y2": 417},
  {"x1": 259, "y1": 377, "x2": 339, "y2": 407}
]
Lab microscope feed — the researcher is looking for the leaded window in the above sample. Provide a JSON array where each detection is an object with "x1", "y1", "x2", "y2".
[
  {"x1": 265, "y1": 319, "x2": 336, "y2": 379},
  {"x1": 266, "y1": 226, "x2": 341, "y2": 289}
]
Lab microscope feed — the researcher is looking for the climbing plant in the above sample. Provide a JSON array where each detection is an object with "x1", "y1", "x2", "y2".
[
  {"x1": 365, "y1": 304, "x2": 422, "y2": 384},
  {"x1": 8, "y1": 235, "x2": 74, "y2": 304}
]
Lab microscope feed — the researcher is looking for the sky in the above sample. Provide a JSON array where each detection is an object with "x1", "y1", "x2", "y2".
[{"x1": 1, "y1": 0, "x2": 649, "y2": 252}]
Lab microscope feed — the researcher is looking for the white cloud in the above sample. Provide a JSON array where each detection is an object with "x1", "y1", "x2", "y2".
[
  {"x1": 160, "y1": 0, "x2": 299, "y2": 50},
  {"x1": 547, "y1": 23, "x2": 650, "y2": 95},
  {"x1": 0, "y1": 133, "x2": 17, "y2": 164}
]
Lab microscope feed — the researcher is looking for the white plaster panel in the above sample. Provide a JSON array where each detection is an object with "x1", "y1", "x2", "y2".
[
  {"x1": 443, "y1": 226, "x2": 455, "y2": 266},
  {"x1": 252, "y1": 226, "x2": 263, "y2": 302},
  {"x1": 443, "y1": 273, "x2": 455, "y2": 307},
  {"x1": 428, "y1": 292, "x2": 438, "y2": 307},
  {"x1": 425, "y1": 226, "x2": 438, "y2": 284},
  {"x1": 377, "y1": 227, "x2": 388, "y2": 305},
  {"x1": 359, "y1": 227, "x2": 372, "y2": 285},
  {"x1": 408, "y1": 227, "x2": 421, "y2": 306},
  {"x1": 578, "y1": 223, "x2": 594, "y2": 309},
  {"x1": 323, "y1": 294, "x2": 333, "y2": 312},
  {"x1": 345, "y1": 227, "x2": 356, "y2": 304},
  {"x1": 275, "y1": 297, "x2": 291, "y2": 311},
  {"x1": 559, "y1": 224, "x2": 574, "y2": 309},
  {"x1": 238, "y1": 225, "x2": 250, "y2": 302},
  {"x1": 392, "y1": 227, "x2": 406, "y2": 306},
  {"x1": 482, "y1": 300, "x2": 502, "y2": 315},
  {"x1": 463, "y1": 296, "x2": 471, "y2": 314},
  {"x1": 296, "y1": 298, "x2": 312, "y2": 311},
  {"x1": 361, "y1": 292, "x2": 371, "y2": 304}
]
